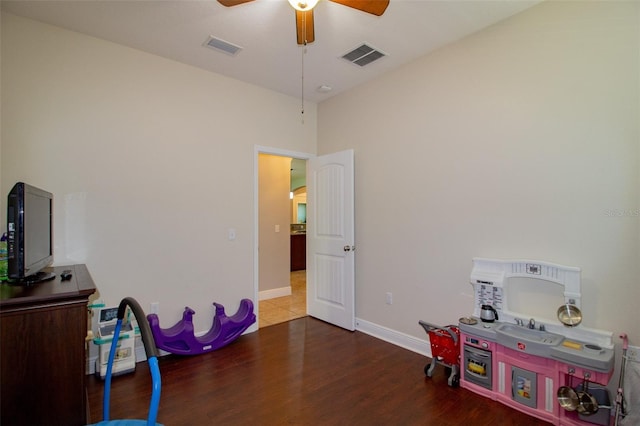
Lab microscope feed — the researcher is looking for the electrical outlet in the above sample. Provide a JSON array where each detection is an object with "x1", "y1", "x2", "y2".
[
  {"x1": 627, "y1": 345, "x2": 640, "y2": 363},
  {"x1": 150, "y1": 302, "x2": 159, "y2": 314},
  {"x1": 386, "y1": 292, "x2": 393, "y2": 305}
]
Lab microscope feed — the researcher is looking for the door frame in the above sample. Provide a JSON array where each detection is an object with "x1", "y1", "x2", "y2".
[{"x1": 254, "y1": 145, "x2": 314, "y2": 327}]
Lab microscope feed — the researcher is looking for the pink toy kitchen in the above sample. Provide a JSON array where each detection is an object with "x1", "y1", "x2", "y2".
[{"x1": 457, "y1": 258, "x2": 622, "y2": 426}]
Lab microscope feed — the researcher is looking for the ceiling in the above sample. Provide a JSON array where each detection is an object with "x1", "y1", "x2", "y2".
[{"x1": 1, "y1": 0, "x2": 539, "y2": 103}]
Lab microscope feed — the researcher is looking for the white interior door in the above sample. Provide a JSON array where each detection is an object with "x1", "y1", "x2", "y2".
[{"x1": 306, "y1": 149, "x2": 355, "y2": 330}]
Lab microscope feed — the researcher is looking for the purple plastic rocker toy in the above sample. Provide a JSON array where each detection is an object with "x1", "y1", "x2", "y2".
[{"x1": 147, "y1": 299, "x2": 256, "y2": 355}]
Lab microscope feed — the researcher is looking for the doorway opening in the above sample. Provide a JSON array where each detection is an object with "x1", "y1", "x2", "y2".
[
  {"x1": 255, "y1": 147, "x2": 312, "y2": 328},
  {"x1": 259, "y1": 270, "x2": 307, "y2": 327}
]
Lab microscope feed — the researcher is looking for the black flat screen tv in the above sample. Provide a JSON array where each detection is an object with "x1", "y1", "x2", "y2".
[{"x1": 6, "y1": 182, "x2": 55, "y2": 284}]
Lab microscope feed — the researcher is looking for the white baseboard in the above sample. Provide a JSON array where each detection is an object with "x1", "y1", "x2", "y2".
[
  {"x1": 259, "y1": 286, "x2": 291, "y2": 301},
  {"x1": 355, "y1": 317, "x2": 432, "y2": 358},
  {"x1": 86, "y1": 356, "x2": 98, "y2": 375}
]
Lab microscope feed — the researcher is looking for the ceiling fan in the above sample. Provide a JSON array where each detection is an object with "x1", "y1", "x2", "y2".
[{"x1": 217, "y1": 0, "x2": 390, "y2": 45}]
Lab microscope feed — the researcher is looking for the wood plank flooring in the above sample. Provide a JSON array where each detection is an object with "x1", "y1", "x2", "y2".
[{"x1": 87, "y1": 317, "x2": 548, "y2": 426}]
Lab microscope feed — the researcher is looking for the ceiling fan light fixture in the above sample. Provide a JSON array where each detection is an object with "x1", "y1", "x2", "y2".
[{"x1": 288, "y1": 0, "x2": 319, "y2": 12}]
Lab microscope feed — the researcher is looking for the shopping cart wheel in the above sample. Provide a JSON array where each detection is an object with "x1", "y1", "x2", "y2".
[
  {"x1": 448, "y1": 374, "x2": 460, "y2": 388},
  {"x1": 424, "y1": 363, "x2": 436, "y2": 378}
]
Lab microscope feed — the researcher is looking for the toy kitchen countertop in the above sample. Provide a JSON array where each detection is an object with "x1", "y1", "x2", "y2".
[
  {"x1": 458, "y1": 317, "x2": 614, "y2": 373},
  {"x1": 458, "y1": 316, "x2": 500, "y2": 341},
  {"x1": 551, "y1": 339, "x2": 614, "y2": 372}
]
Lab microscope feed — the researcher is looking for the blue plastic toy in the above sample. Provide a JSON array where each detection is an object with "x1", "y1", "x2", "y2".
[
  {"x1": 147, "y1": 299, "x2": 255, "y2": 355},
  {"x1": 90, "y1": 297, "x2": 162, "y2": 426}
]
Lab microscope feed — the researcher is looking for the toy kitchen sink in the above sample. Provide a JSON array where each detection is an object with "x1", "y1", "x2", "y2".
[
  {"x1": 495, "y1": 323, "x2": 564, "y2": 357},
  {"x1": 458, "y1": 258, "x2": 615, "y2": 426}
]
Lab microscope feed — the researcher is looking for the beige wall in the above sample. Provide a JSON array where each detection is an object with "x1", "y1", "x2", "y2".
[
  {"x1": 0, "y1": 13, "x2": 317, "y2": 331},
  {"x1": 1, "y1": 2, "x2": 638, "y2": 349},
  {"x1": 318, "y1": 1, "x2": 639, "y2": 343},
  {"x1": 258, "y1": 154, "x2": 291, "y2": 294}
]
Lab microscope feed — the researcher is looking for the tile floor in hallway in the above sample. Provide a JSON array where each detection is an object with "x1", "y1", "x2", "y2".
[{"x1": 259, "y1": 270, "x2": 307, "y2": 327}]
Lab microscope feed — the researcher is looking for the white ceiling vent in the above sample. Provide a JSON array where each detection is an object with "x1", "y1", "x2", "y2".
[
  {"x1": 204, "y1": 36, "x2": 242, "y2": 56},
  {"x1": 341, "y1": 43, "x2": 386, "y2": 67}
]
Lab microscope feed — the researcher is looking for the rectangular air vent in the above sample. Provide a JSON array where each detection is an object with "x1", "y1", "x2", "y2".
[
  {"x1": 341, "y1": 43, "x2": 386, "y2": 67},
  {"x1": 204, "y1": 36, "x2": 242, "y2": 56}
]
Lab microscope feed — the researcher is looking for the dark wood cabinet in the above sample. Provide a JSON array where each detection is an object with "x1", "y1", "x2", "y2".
[
  {"x1": 0, "y1": 264, "x2": 96, "y2": 426},
  {"x1": 290, "y1": 234, "x2": 306, "y2": 271}
]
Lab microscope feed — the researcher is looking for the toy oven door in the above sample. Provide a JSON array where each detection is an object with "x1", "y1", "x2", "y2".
[{"x1": 463, "y1": 344, "x2": 492, "y2": 390}]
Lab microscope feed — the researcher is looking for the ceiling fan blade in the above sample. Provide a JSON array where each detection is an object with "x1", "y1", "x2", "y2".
[
  {"x1": 217, "y1": 0, "x2": 255, "y2": 7},
  {"x1": 329, "y1": 0, "x2": 389, "y2": 16},
  {"x1": 295, "y1": 10, "x2": 315, "y2": 45}
]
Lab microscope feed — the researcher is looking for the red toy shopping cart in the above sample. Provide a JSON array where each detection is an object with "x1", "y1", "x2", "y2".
[{"x1": 419, "y1": 320, "x2": 460, "y2": 387}]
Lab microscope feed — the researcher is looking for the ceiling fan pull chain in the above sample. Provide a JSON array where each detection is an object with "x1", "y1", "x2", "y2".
[
  {"x1": 301, "y1": 45, "x2": 305, "y2": 122},
  {"x1": 300, "y1": 12, "x2": 308, "y2": 123}
]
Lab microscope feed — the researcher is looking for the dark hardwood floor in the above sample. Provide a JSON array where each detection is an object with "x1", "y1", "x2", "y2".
[{"x1": 87, "y1": 317, "x2": 548, "y2": 425}]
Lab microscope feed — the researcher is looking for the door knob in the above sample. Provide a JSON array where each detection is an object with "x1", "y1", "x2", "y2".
[{"x1": 343, "y1": 245, "x2": 356, "y2": 252}]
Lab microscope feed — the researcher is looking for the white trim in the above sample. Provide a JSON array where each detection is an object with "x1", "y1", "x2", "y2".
[
  {"x1": 259, "y1": 286, "x2": 292, "y2": 301},
  {"x1": 86, "y1": 355, "x2": 98, "y2": 375},
  {"x1": 255, "y1": 145, "x2": 314, "y2": 160},
  {"x1": 545, "y1": 377, "x2": 554, "y2": 412},
  {"x1": 355, "y1": 317, "x2": 431, "y2": 357},
  {"x1": 254, "y1": 145, "x2": 314, "y2": 330}
]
